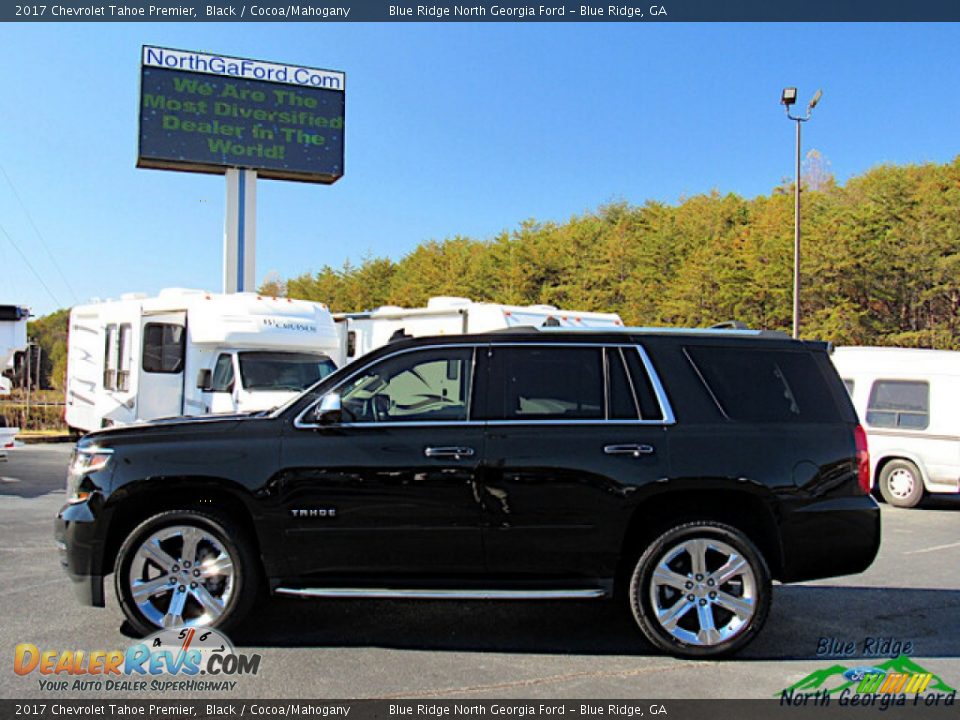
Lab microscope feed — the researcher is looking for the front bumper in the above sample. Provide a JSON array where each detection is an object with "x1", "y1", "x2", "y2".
[
  {"x1": 55, "y1": 500, "x2": 106, "y2": 607},
  {"x1": 777, "y1": 494, "x2": 882, "y2": 583}
]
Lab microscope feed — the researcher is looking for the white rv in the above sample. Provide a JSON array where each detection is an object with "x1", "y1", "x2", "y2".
[
  {"x1": 832, "y1": 346, "x2": 960, "y2": 508},
  {"x1": 333, "y1": 296, "x2": 625, "y2": 366},
  {"x1": 66, "y1": 289, "x2": 340, "y2": 433},
  {"x1": 1, "y1": 304, "x2": 29, "y2": 455}
]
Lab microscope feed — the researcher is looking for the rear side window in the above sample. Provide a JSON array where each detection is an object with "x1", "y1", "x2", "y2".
[
  {"x1": 486, "y1": 346, "x2": 604, "y2": 421},
  {"x1": 606, "y1": 348, "x2": 640, "y2": 420},
  {"x1": 866, "y1": 380, "x2": 929, "y2": 430},
  {"x1": 686, "y1": 346, "x2": 840, "y2": 423},
  {"x1": 623, "y1": 347, "x2": 665, "y2": 421},
  {"x1": 142, "y1": 323, "x2": 185, "y2": 374}
]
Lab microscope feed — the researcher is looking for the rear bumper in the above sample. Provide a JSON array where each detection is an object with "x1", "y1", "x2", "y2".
[
  {"x1": 777, "y1": 494, "x2": 881, "y2": 583},
  {"x1": 55, "y1": 501, "x2": 106, "y2": 607}
]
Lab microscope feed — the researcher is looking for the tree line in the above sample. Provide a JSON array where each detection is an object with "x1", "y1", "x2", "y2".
[
  {"x1": 15, "y1": 154, "x2": 960, "y2": 395},
  {"x1": 265, "y1": 156, "x2": 960, "y2": 350}
]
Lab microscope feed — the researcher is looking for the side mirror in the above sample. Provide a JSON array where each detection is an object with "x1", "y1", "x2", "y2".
[
  {"x1": 197, "y1": 369, "x2": 212, "y2": 391},
  {"x1": 312, "y1": 393, "x2": 342, "y2": 425}
]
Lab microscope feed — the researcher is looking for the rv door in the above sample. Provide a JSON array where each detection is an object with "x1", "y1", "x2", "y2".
[{"x1": 136, "y1": 313, "x2": 187, "y2": 422}]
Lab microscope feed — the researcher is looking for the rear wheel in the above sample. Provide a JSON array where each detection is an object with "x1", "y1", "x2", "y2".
[
  {"x1": 878, "y1": 459, "x2": 924, "y2": 508},
  {"x1": 114, "y1": 509, "x2": 259, "y2": 636},
  {"x1": 628, "y1": 521, "x2": 771, "y2": 658}
]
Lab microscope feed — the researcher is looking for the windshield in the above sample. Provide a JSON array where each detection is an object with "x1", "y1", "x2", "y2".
[{"x1": 238, "y1": 352, "x2": 337, "y2": 392}]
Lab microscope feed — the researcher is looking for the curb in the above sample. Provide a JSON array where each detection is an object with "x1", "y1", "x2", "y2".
[{"x1": 16, "y1": 435, "x2": 76, "y2": 445}]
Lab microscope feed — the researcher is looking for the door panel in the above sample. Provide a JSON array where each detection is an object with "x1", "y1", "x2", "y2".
[
  {"x1": 275, "y1": 345, "x2": 485, "y2": 581},
  {"x1": 136, "y1": 313, "x2": 186, "y2": 421},
  {"x1": 278, "y1": 424, "x2": 485, "y2": 579},
  {"x1": 478, "y1": 344, "x2": 672, "y2": 580},
  {"x1": 482, "y1": 423, "x2": 669, "y2": 578}
]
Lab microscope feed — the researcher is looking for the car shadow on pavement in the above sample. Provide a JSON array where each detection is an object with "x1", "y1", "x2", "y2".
[{"x1": 217, "y1": 585, "x2": 960, "y2": 659}]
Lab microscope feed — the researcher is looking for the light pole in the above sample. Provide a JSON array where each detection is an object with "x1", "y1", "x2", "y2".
[{"x1": 781, "y1": 87, "x2": 822, "y2": 339}]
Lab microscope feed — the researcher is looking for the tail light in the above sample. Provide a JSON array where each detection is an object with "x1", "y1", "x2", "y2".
[{"x1": 854, "y1": 424, "x2": 871, "y2": 494}]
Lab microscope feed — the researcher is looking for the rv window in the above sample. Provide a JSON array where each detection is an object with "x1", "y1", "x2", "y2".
[
  {"x1": 117, "y1": 324, "x2": 132, "y2": 391},
  {"x1": 103, "y1": 324, "x2": 117, "y2": 390},
  {"x1": 843, "y1": 379, "x2": 854, "y2": 397},
  {"x1": 142, "y1": 323, "x2": 185, "y2": 374},
  {"x1": 482, "y1": 347, "x2": 604, "y2": 421},
  {"x1": 346, "y1": 331, "x2": 356, "y2": 358},
  {"x1": 238, "y1": 352, "x2": 336, "y2": 392},
  {"x1": 866, "y1": 380, "x2": 929, "y2": 430},
  {"x1": 210, "y1": 354, "x2": 235, "y2": 393}
]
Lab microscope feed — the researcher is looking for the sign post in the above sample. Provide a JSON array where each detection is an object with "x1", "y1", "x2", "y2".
[
  {"x1": 223, "y1": 168, "x2": 257, "y2": 293},
  {"x1": 137, "y1": 46, "x2": 345, "y2": 293}
]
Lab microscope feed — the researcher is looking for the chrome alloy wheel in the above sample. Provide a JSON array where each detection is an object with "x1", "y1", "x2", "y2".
[
  {"x1": 887, "y1": 467, "x2": 916, "y2": 500},
  {"x1": 127, "y1": 525, "x2": 235, "y2": 629},
  {"x1": 648, "y1": 538, "x2": 757, "y2": 647}
]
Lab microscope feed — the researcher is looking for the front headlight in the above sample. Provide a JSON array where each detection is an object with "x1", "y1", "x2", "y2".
[{"x1": 66, "y1": 447, "x2": 113, "y2": 503}]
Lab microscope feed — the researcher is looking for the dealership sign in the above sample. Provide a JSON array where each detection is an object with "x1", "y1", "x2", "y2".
[{"x1": 138, "y1": 46, "x2": 345, "y2": 184}]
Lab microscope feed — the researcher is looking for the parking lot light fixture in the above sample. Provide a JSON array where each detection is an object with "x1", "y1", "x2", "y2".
[{"x1": 781, "y1": 87, "x2": 823, "y2": 339}]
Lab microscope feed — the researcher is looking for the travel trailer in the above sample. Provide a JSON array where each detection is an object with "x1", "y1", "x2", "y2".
[
  {"x1": 333, "y1": 296, "x2": 624, "y2": 366},
  {"x1": 832, "y1": 346, "x2": 960, "y2": 507},
  {"x1": 0, "y1": 304, "x2": 29, "y2": 456},
  {"x1": 65, "y1": 289, "x2": 340, "y2": 433}
]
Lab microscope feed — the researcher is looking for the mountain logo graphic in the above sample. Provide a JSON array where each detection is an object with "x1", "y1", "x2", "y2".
[{"x1": 779, "y1": 655, "x2": 957, "y2": 696}]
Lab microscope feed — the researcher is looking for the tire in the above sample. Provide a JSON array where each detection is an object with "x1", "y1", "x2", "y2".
[
  {"x1": 628, "y1": 521, "x2": 772, "y2": 658},
  {"x1": 878, "y1": 459, "x2": 925, "y2": 508},
  {"x1": 114, "y1": 509, "x2": 260, "y2": 636}
]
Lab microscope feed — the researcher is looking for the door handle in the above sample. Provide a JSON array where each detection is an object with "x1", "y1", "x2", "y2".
[
  {"x1": 604, "y1": 443, "x2": 655, "y2": 457},
  {"x1": 424, "y1": 446, "x2": 476, "y2": 460}
]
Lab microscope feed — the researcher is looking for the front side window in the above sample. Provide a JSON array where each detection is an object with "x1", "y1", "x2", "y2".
[
  {"x1": 483, "y1": 346, "x2": 604, "y2": 421},
  {"x1": 142, "y1": 323, "x2": 185, "y2": 374},
  {"x1": 336, "y1": 347, "x2": 474, "y2": 424},
  {"x1": 866, "y1": 380, "x2": 929, "y2": 430},
  {"x1": 238, "y1": 352, "x2": 336, "y2": 392}
]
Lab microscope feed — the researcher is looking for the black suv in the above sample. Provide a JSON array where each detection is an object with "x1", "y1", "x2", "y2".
[{"x1": 56, "y1": 329, "x2": 880, "y2": 657}]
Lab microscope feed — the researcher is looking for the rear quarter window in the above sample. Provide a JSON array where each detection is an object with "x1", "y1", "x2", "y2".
[{"x1": 685, "y1": 345, "x2": 842, "y2": 423}]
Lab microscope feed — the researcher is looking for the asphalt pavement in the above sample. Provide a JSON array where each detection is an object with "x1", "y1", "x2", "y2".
[{"x1": 1, "y1": 444, "x2": 958, "y2": 699}]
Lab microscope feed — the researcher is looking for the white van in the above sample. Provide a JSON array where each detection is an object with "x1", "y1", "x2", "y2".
[
  {"x1": 66, "y1": 289, "x2": 340, "y2": 432},
  {"x1": 333, "y1": 296, "x2": 624, "y2": 366},
  {"x1": 832, "y1": 346, "x2": 960, "y2": 507}
]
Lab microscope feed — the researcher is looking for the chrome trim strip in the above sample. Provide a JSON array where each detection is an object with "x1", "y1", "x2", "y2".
[
  {"x1": 77, "y1": 446, "x2": 114, "y2": 455},
  {"x1": 633, "y1": 345, "x2": 676, "y2": 424},
  {"x1": 293, "y1": 342, "x2": 677, "y2": 429},
  {"x1": 275, "y1": 587, "x2": 607, "y2": 600}
]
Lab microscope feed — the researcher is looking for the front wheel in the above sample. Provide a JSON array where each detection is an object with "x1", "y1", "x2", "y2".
[
  {"x1": 878, "y1": 459, "x2": 924, "y2": 508},
  {"x1": 628, "y1": 521, "x2": 771, "y2": 658},
  {"x1": 114, "y1": 510, "x2": 259, "y2": 636}
]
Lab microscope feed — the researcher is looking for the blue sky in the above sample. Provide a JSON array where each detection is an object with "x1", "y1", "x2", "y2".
[{"x1": 1, "y1": 22, "x2": 959, "y2": 317}]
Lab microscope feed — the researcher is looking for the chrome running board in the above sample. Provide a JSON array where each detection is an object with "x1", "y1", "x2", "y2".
[{"x1": 274, "y1": 587, "x2": 606, "y2": 600}]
